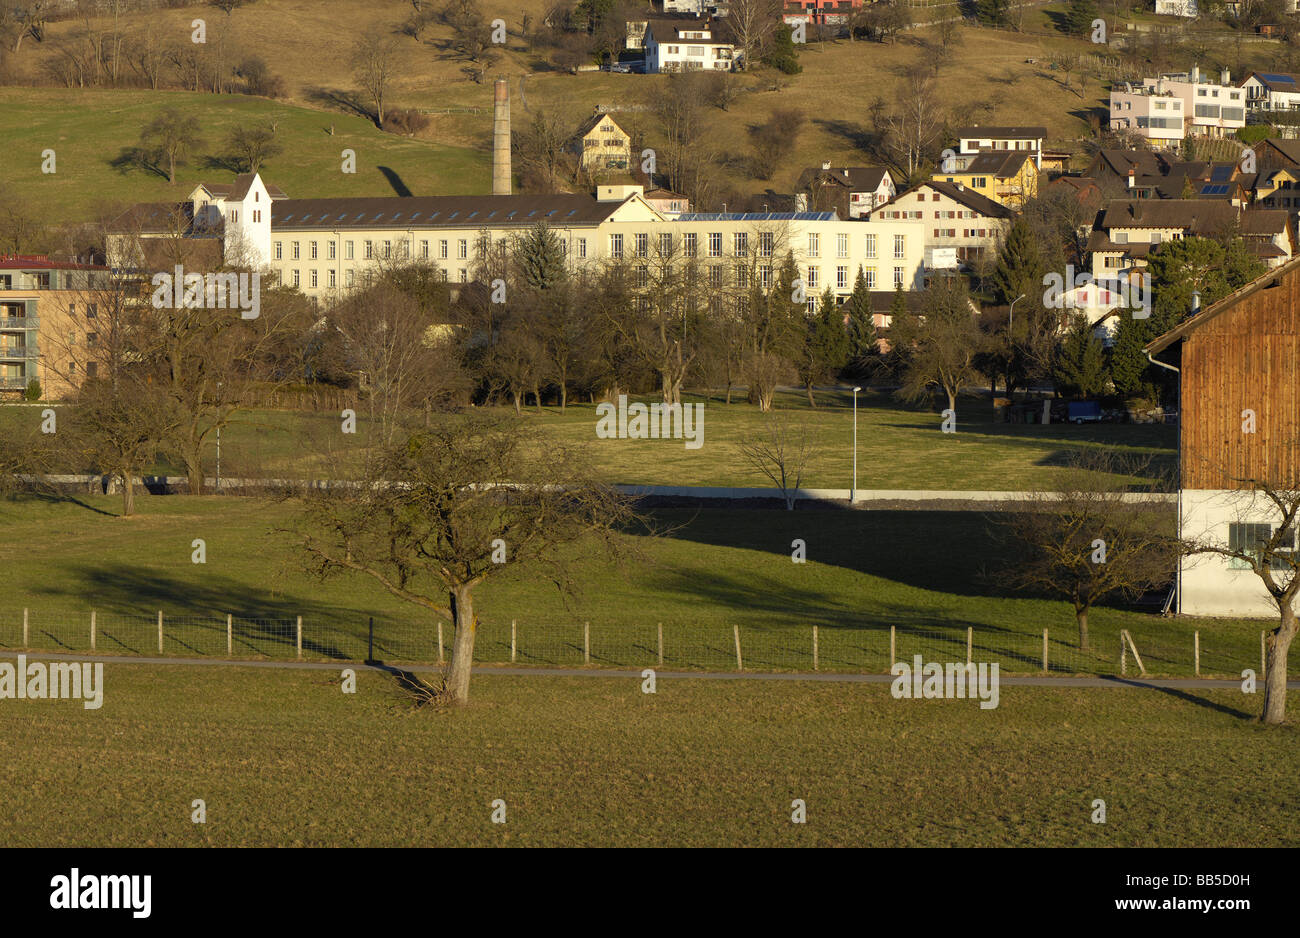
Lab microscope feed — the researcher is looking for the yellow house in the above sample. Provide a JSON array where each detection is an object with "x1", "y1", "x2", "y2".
[
  {"x1": 574, "y1": 113, "x2": 632, "y2": 176},
  {"x1": 1254, "y1": 166, "x2": 1300, "y2": 215},
  {"x1": 934, "y1": 150, "x2": 1039, "y2": 208}
]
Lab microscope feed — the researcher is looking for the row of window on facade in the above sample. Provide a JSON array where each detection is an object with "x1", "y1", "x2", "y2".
[
  {"x1": 271, "y1": 232, "x2": 909, "y2": 266},
  {"x1": 274, "y1": 261, "x2": 907, "y2": 293},
  {"x1": 608, "y1": 231, "x2": 906, "y2": 260}
]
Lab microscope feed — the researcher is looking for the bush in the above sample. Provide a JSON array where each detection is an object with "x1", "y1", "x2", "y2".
[
  {"x1": 23, "y1": 380, "x2": 41, "y2": 402},
  {"x1": 235, "y1": 56, "x2": 286, "y2": 98},
  {"x1": 382, "y1": 108, "x2": 432, "y2": 136}
]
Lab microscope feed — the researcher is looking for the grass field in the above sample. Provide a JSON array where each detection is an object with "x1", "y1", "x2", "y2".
[
  {"x1": 1, "y1": 389, "x2": 1178, "y2": 490},
  {"x1": 0, "y1": 489, "x2": 1268, "y2": 678},
  {"x1": 0, "y1": 664, "x2": 1293, "y2": 847}
]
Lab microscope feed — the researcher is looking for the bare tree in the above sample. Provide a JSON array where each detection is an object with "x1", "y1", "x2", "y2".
[
  {"x1": 872, "y1": 68, "x2": 946, "y2": 183},
  {"x1": 729, "y1": 0, "x2": 783, "y2": 70},
  {"x1": 890, "y1": 275, "x2": 986, "y2": 414},
  {"x1": 226, "y1": 121, "x2": 283, "y2": 173},
  {"x1": 333, "y1": 279, "x2": 468, "y2": 441},
  {"x1": 737, "y1": 412, "x2": 811, "y2": 510},
  {"x1": 289, "y1": 417, "x2": 638, "y2": 706},
  {"x1": 993, "y1": 451, "x2": 1177, "y2": 651},
  {"x1": 139, "y1": 108, "x2": 203, "y2": 185},
  {"x1": 351, "y1": 28, "x2": 399, "y2": 128}
]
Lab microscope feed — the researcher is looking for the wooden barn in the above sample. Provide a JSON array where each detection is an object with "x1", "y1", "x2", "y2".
[{"x1": 1146, "y1": 256, "x2": 1300, "y2": 616}]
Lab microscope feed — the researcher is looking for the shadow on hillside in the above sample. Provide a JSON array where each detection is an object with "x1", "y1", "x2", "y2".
[
  {"x1": 108, "y1": 147, "x2": 168, "y2": 180},
  {"x1": 636, "y1": 507, "x2": 1174, "y2": 614},
  {"x1": 202, "y1": 153, "x2": 245, "y2": 175},
  {"x1": 813, "y1": 118, "x2": 878, "y2": 155},
  {"x1": 303, "y1": 86, "x2": 376, "y2": 125},
  {"x1": 378, "y1": 166, "x2": 413, "y2": 197}
]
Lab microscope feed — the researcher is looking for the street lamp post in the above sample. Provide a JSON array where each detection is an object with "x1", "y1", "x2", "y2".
[
  {"x1": 1008, "y1": 293, "x2": 1026, "y2": 332},
  {"x1": 851, "y1": 386, "x2": 862, "y2": 504}
]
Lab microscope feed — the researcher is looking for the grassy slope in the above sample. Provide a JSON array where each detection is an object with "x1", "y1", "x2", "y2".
[
  {"x1": 3, "y1": 1, "x2": 1122, "y2": 223},
  {"x1": 0, "y1": 390, "x2": 1178, "y2": 490},
  {"x1": 0, "y1": 87, "x2": 487, "y2": 222},
  {"x1": 0, "y1": 665, "x2": 1293, "y2": 846},
  {"x1": 0, "y1": 492, "x2": 1266, "y2": 676}
]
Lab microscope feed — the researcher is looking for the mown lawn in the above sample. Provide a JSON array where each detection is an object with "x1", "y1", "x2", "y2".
[
  {"x1": 0, "y1": 492, "x2": 1266, "y2": 678},
  {"x1": 3, "y1": 389, "x2": 1177, "y2": 491},
  {"x1": 0, "y1": 665, "x2": 1293, "y2": 847}
]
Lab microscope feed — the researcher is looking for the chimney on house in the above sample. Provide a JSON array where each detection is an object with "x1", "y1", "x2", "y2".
[
  {"x1": 842, "y1": 168, "x2": 850, "y2": 178},
  {"x1": 1127, "y1": 168, "x2": 1135, "y2": 189},
  {"x1": 1191, "y1": 290, "x2": 1201, "y2": 315},
  {"x1": 1221, "y1": 68, "x2": 1230, "y2": 85},
  {"x1": 493, "y1": 78, "x2": 511, "y2": 197},
  {"x1": 1191, "y1": 64, "x2": 1200, "y2": 84}
]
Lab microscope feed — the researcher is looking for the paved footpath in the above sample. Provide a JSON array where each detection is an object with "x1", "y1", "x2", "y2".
[{"x1": 2, "y1": 650, "x2": 1293, "y2": 689}]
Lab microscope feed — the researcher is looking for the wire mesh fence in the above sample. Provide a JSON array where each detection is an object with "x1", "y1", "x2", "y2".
[{"x1": 0, "y1": 608, "x2": 1269, "y2": 678}]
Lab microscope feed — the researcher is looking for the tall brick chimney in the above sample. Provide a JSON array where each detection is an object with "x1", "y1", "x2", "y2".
[{"x1": 493, "y1": 78, "x2": 511, "y2": 197}]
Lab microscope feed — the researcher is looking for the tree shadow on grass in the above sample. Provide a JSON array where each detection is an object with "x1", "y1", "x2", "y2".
[
  {"x1": 1101, "y1": 677, "x2": 1257, "y2": 720},
  {"x1": 303, "y1": 86, "x2": 376, "y2": 125},
  {"x1": 28, "y1": 564, "x2": 361, "y2": 660}
]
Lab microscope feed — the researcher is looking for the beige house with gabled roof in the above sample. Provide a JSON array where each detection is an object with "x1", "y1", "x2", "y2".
[{"x1": 574, "y1": 113, "x2": 633, "y2": 176}]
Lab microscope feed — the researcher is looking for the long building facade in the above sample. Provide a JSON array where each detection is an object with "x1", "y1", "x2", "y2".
[{"x1": 108, "y1": 173, "x2": 928, "y2": 310}]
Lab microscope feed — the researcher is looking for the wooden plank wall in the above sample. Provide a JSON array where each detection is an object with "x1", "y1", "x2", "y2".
[{"x1": 1182, "y1": 268, "x2": 1300, "y2": 490}]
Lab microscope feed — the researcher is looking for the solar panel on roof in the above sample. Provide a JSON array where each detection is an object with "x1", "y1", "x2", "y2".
[
  {"x1": 1260, "y1": 73, "x2": 1295, "y2": 82},
  {"x1": 1201, "y1": 184, "x2": 1230, "y2": 194}
]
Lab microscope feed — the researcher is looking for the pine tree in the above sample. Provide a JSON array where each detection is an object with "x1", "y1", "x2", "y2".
[
  {"x1": 1053, "y1": 313, "x2": 1107, "y2": 398},
  {"x1": 798, "y1": 287, "x2": 851, "y2": 405},
  {"x1": 845, "y1": 266, "x2": 877, "y2": 363},
  {"x1": 514, "y1": 222, "x2": 567, "y2": 292},
  {"x1": 990, "y1": 217, "x2": 1046, "y2": 310},
  {"x1": 976, "y1": 0, "x2": 1010, "y2": 27},
  {"x1": 1064, "y1": 0, "x2": 1099, "y2": 36}
]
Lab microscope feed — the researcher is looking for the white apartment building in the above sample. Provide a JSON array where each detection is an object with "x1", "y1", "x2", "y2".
[
  {"x1": 953, "y1": 125, "x2": 1046, "y2": 171},
  {"x1": 1109, "y1": 83, "x2": 1186, "y2": 143},
  {"x1": 1239, "y1": 71, "x2": 1300, "y2": 111},
  {"x1": 1140, "y1": 68, "x2": 1246, "y2": 138},
  {"x1": 867, "y1": 180, "x2": 1013, "y2": 270},
  {"x1": 643, "y1": 17, "x2": 736, "y2": 72}
]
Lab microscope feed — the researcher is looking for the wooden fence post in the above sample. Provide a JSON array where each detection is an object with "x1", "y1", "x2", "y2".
[
  {"x1": 966, "y1": 626, "x2": 972, "y2": 668},
  {"x1": 1261, "y1": 631, "x2": 1267, "y2": 676},
  {"x1": 889, "y1": 625, "x2": 896, "y2": 670},
  {"x1": 437, "y1": 622, "x2": 444, "y2": 664},
  {"x1": 1194, "y1": 630, "x2": 1199, "y2": 677},
  {"x1": 733, "y1": 624, "x2": 743, "y2": 671},
  {"x1": 296, "y1": 615, "x2": 303, "y2": 660},
  {"x1": 583, "y1": 621, "x2": 590, "y2": 664},
  {"x1": 22, "y1": 608, "x2": 28, "y2": 648},
  {"x1": 1120, "y1": 631, "x2": 1127, "y2": 676},
  {"x1": 511, "y1": 619, "x2": 517, "y2": 664},
  {"x1": 812, "y1": 625, "x2": 819, "y2": 671},
  {"x1": 1121, "y1": 629, "x2": 1146, "y2": 676},
  {"x1": 157, "y1": 610, "x2": 163, "y2": 654},
  {"x1": 227, "y1": 614, "x2": 233, "y2": 656},
  {"x1": 1042, "y1": 628, "x2": 1048, "y2": 674},
  {"x1": 90, "y1": 610, "x2": 96, "y2": 652},
  {"x1": 657, "y1": 622, "x2": 664, "y2": 666}
]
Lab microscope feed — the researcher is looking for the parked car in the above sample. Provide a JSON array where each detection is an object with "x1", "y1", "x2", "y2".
[{"x1": 1067, "y1": 400, "x2": 1103, "y2": 425}]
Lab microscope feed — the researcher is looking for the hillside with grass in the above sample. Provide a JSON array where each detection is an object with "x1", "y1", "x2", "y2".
[{"x1": 0, "y1": 0, "x2": 1131, "y2": 223}]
